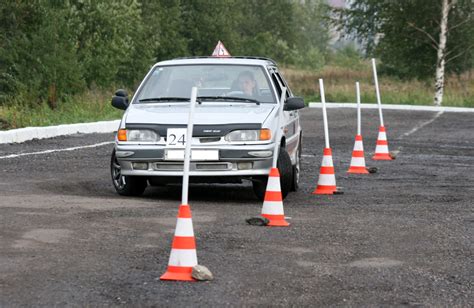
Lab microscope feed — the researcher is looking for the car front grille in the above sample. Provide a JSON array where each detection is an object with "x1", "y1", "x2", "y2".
[{"x1": 152, "y1": 162, "x2": 232, "y2": 171}]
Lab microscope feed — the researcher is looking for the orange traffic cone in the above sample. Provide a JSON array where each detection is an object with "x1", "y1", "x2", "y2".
[
  {"x1": 313, "y1": 148, "x2": 338, "y2": 194},
  {"x1": 261, "y1": 167, "x2": 289, "y2": 227},
  {"x1": 373, "y1": 126, "x2": 393, "y2": 160},
  {"x1": 160, "y1": 204, "x2": 198, "y2": 281},
  {"x1": 347, "y1": 135, "x2": 369, "y2": 174}
]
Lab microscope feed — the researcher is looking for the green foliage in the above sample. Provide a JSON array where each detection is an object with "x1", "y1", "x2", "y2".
[
  {"x1": 142, "y1": 1, "x2": 187, "y2": 61},
  {"x1": 0, "y1": 0, "x2": 153, "y2": 108},
  {"x1": 327, "y1": 45, "x2": 365, "y2": 70},
  {"x1": 0, "y1": 0, "x2": 330, "y2": 113},
  {"x1": 283, "y1": 64, "x2": 474, "y2": 107},
  {"x1": 71, "y1": 0, "x2": 151, "y2": 87},
  {"x1": 1, "y1": 0, "x2": 472, "y2": 129},
  {"x1": 334, "y1": 0, "x2": 474, "y2": 80},
  {"x1": 0, "y1": 1, "x2": 85, "y2": 106},
  {"x1": 0, "y1": 90, "x2": 123, "y2": 129}
]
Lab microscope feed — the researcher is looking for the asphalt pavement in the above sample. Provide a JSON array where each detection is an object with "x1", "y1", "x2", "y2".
[{"x1": 0, "y1": 108, "x2": 473, "y2": 306}]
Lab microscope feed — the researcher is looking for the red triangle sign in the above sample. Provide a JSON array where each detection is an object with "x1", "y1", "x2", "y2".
[{"x1": 211, "y1": 41, "x2": 231, "y2": 57}]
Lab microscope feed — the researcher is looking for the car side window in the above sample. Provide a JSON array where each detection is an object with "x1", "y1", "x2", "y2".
[
  {"x1": 271, "y1": 73, "x2": 282, "y2": 98},
  {"x1": 275, "y1": 72, "x2": 291, "y2": 98},
  {"x1": 271, "y1": 72, "x2": 290, "y2": 100}
]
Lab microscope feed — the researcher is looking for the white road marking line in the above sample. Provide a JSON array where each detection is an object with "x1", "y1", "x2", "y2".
[
  {"x1": 393, "y1": 110, "x2": 444, "y2": 155},
  {"x1": 308, "y1": 102, "x2": 474, "y2": 112},
  {"x1": 401, "y1": 110, "x2": 444, "y2": 139},
  {"x1": 301, "y1": 154, "x2": 315, "y2": 158},
  {"x1": 0, "y1": 141, "x2": 114, "y2": 160}
]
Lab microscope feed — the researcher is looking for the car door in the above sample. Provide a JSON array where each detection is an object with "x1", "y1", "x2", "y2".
[{"x1": 269, "y1": 68, "x2": 300, "y2": 161}]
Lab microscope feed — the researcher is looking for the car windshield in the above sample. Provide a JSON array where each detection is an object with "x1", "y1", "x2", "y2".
[{"x1": 135, "y1": 64, "x2": 276, "y2": 104}]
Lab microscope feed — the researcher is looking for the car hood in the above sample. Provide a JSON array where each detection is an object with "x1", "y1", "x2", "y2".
[{"x1": 125, "y1": 102, "x2": 276, "y2": 125}]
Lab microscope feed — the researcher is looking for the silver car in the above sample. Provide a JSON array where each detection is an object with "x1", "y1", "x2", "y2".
[{"x1": 110, "y1": 57, "x2": 304, "y2": 200}]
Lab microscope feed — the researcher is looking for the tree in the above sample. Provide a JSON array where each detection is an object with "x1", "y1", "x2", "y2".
[
  {"x1": 0, "y1": 0, "x2": 152, "y2": 107},
  {"x1": 433, "y1": 0, "x2": 454, "y2": 106},
  {"x1": 71, "y1": 0, "x2": 150, "y2": 88},
  {"x1": 140, "y1": 0, "x2": 188, "y2": 62},
  {"x1": 0, "y1": 0, "x2": 331, "y2": 109},
  {"x1": 334, "y1": 0, "x2": 474, "y2": 106},
  {"x1": 0, "y1": 1, "x2": 84, "y2": 108}
]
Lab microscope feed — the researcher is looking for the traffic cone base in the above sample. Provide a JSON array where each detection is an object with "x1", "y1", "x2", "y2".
[
  {"x1": 313, "y1": 148, "x2": 338, "y2": 195},
  {"x1": 160, "y1": 204, "x2": 199, "y2": 281},
  {"x1": 347, "y1": 166, "x2": 369, "y2": 174},
  {"x1": 160, "y1": 266, "x2": 196, "y2": 281},
  {"x1": 260, "y1": 167, "x2": 290, "y2": 227},
  {"x1": 373, "y1": 126, "x2": 393, "y2": 161},
  {"x1": 313, "y1": 185, "x2": 337, "y2": 195},
  {"x1": 372, "y1": 153, "x2": 393, "y2": 160},
  {"x1": 262, "y1": 213, "x2": 290, "y2": 227}
]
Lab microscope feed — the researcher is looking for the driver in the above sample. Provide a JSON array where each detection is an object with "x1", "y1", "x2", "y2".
[{"x1": 236, "y1": 71, "x2": 258, "y2": 97}]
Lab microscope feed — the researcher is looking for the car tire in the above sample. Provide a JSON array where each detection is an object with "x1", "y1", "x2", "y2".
[
  {"x1": 252, "y1": 147, "x2": 292, "y2": 201},
  {"x1": 110, "y1": 150, "x2": 147, "y2": 196},
  {"x1": 291, "y1": 137, "x2": 302, "y2": 192}
]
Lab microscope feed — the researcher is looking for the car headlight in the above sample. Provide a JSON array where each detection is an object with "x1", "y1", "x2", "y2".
[
  {"x1": 117, "y1": 129, "x2": 160, "y2": 142},
  {"x1": 225, "y1": 129, "x2": 271, "y2": 142}
]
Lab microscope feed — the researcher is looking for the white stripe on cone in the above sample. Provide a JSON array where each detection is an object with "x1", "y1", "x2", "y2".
[
  {"x1": 375, "y1": 144, "x2": 389, "y2": 153},
  {"x1": 378, "y1": 131, "x2": 387, "y2": 140},
  {"x1": 321, "y1": 155, "x2": 334, "y2": 166},
  {"x1": 353, "y1": 140, "x2": 364, "y2": 151},
  {"x1": 350, "y1": 156, "x2": 366, "y2": 167},
  {"x1": 174, "y1": 218, "x2": 194, "y2": 237},
  {"x1": 318, "y1": 173, "x2": 336, "y2": 186},
  {"x1": 262, "y1": 201, "x2": 285, "y2": 215},
  {"x1": 266, "y1": 176, "x2": 280, "y2": 191},
  {"x1": 168, "y1": 249, "x2": 198, "y2": 267}
]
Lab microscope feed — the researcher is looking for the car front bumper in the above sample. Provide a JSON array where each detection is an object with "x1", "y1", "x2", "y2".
[{"x1": 116, "y1": 143, "x2": 275, "y2": 177}]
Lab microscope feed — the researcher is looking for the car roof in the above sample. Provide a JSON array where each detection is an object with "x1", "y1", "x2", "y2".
[{"x1": 154, "y1": 56, "x2": 277, "y2": 67}]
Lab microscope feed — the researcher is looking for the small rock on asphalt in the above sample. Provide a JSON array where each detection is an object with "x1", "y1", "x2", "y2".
[
  {"x1": 367, "y1": 166, "x2": 378, "y2": 173},
  {"x1": 192, "y1": 265, "x2": 213, "y2": 281},
  {"x1": 245, "y1": 217, "x2": 269, "y2": 226}
]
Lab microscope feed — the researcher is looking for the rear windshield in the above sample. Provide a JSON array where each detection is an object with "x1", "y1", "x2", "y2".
[{"x1": 135, "y1": 64, "x2": 276, "y2": 104}]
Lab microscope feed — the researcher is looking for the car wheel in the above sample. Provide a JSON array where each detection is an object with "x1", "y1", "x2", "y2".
[
  {"x1": 252, "y1": 147, "x2": 293, "y2": 201},
  {"x1": 291, "y1": 139, "x2": 302, "y2": 192},
  {"x1": 110, "y1": 150, "x2": 147, "y2": 196}
]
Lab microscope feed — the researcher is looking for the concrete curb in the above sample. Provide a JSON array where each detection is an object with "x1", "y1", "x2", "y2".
[
  {"x1": 308, "y1": 102, "x2": 474, "y2": 113},
  {"x1": 1, "y1": 103, "x2": 472, "y2": 144},
  {"x1": 0, "y1": 120, "x2": 120, "y2": 144}
]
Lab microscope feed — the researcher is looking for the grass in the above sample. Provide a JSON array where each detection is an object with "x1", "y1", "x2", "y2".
[
  {"x1": 0, "y1": 89, "x2": 123, "y2": 130},
  {"x1": 1, "y1": 61, "x2": 472, "y2": 130},
  {"x1": 282, "y1": 62, "x2": 474, "y2": 107}
]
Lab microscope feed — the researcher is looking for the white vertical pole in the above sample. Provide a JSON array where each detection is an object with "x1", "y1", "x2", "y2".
[
  {"x1": 181, "y1": 87, "x2": 198, "y2": 205},
  {"x1": 371, "y1": 58, "x2": 384, "y2": 127},
  {"x1": 272, "y1": 87, "x2": 287, "y2": 168},
  {"x1": 319, "y1": 79, "x2": 330, "y2": 149},
  {"x1": 356, "y1": 81, "x2": 361, "y2": 135}
]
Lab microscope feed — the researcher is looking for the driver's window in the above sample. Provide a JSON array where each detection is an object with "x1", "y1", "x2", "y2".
[
  {"x1": 271, "y1": 73, "x2": 284, "y2": 99},
  {"x1": 275, "y1": 72, "x2": 290, "y2": 99}
]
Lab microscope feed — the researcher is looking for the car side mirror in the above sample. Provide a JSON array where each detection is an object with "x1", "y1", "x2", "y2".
[
  {"x1": 111, "y1": 89, "x2": 129, "y2": 110},
  {"x1": 115, "y1": 89, "x2": 128, "y2": 97},
  {"x1": 284, "y1": 97, "x2": 305, "y2": 111}
]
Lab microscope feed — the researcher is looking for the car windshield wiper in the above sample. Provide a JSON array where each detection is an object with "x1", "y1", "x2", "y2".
[
  {"x1": 197, "y1": 96, "x2": 260, "y2": 105},
  {"x1": 139, "y1": 97, "x2": 190, "y2": 103}
]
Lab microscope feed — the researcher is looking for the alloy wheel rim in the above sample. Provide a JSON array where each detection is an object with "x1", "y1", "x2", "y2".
[{"x1": 112, "y1": 156, "x2": 126, "y2": 189}]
